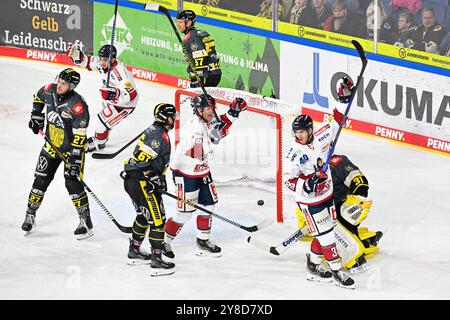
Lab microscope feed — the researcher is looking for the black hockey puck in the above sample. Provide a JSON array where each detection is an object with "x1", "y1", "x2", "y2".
[{"x1": 257, "y1": 200, "x2": 264, "y2": 206}]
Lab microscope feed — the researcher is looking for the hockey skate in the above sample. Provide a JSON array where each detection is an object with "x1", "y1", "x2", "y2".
[
  {"x1": 348, "y1": 255, "x2": 369, "y2": 274},
  {"x1": 86, "y1": 137, "x2": 106, "y2": 153},
  {"x1": 74, "y1": 214, "x2": 93, "y2": 240},
  {"x1": 150, "y1": 251, "x2": 175, "y2": 277},
  {"x1": 332, "y1": 269, "x2": 355, "y2": 289},
  {"x1": 22, "y1": 213, "x2": 36, "y2": 233},
  {"x1": 305, "y1": 253, "x2": 333, "y2": 283},
  {"x1": 162, "y1": 242, "x2": 175, "y2": 259},
  {"x1": 195, "y1": 238, "x2": 222, "y2": 258},
  {"x1": 127, "y1": 239, "x2": 151, "y2": 266}
]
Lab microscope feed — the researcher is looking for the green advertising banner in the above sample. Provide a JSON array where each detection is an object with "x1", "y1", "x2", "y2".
[{"x1": 94, "y1": 2, "x2": 280, "y2": 96}]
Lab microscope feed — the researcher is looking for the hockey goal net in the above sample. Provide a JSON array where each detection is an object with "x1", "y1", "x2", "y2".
[{"x1": 174, "y1": 88, "x2": 302, "y2": 223}]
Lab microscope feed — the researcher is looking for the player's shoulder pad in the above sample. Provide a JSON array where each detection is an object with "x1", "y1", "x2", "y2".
[
  {"x1": 43, "y1": 83, "x2": 56, "y2": 93},
  {"x1": 116, "y1": 60, "x2": 129, "y2": 74},
  {"x1": 144, "y1": 124, "x2": 168, "y2": 144},
  {"x1": 333, "y1": 155, "x2": 360, "y2": 174},
  {"x1": 68, "y1": 93, "x2": 87, "y2": 114},
  {"x1": 146, "y1": 125, "x2": 170, "y2": 150},
  {"x1": 73, "y1": 91, "x2": 89, "y2": 106},
  {"x1": 314, "y1": 122, "x2": 331, "y2": 137},
  {"x1": 196, "y1": 29, "x2": 209, "y2": 37},
  {"x1": 330, "y1": 155, "x2": 344, "y2": 166}
]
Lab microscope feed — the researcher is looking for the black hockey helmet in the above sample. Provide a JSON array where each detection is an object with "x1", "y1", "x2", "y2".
[
  {"x1": 154, "y1": 103, "x2": 177, "y2": 129},
  {"x1": 292, "y1": 114, "x2": 313, "y2": 132},
  {"x1": 191, "y1": 94, "x2": 215, "y2": 113},
  {"x1": 58, "y1": 68, "x2": 80, "y2": 91},
  {"x1": 176, "y1": 10, "x2": 196, "y2": 23},
  {"x1": 98, "y1": 44, "x2": 117, "y2": 59}
]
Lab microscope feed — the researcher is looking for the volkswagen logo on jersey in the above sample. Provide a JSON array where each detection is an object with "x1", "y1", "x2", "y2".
[{"x1": 37, "y1": 156, "x2": 48, "y2": 172}]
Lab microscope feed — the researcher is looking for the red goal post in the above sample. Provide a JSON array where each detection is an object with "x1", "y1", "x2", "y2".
[{"x1": 174, "y1": 88, "x2": 301, "y2": 223}]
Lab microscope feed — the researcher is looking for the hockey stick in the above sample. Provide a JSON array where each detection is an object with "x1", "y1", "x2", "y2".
[
  {"x1": 247, "y1": 226, "x2": 310, "y2": 255},
  {"x1": 143, "y1": 4, "x2": 220, "y2": 122},
  {"x1": 92, "y1": 129, "x2": 145, "y2": 159},
  {"x1": 322, "y1": 40, "x2": 368, "y2": 173},
  {"x1": 105, "y1": 0, "x2": 119, "y2": 88},
  {"x1": 38, "y1": 130, "x2": 132, "y2": 234},
  {"x1": 162, "y1": 191, "x2": 273, "y2": 232}
]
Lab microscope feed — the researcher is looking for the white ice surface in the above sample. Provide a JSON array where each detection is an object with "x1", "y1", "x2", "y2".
[{"x1": 1, "y1": 57, "x2": 450, "y2": 300}]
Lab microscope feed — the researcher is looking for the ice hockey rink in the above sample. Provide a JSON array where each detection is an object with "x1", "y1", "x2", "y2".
[{"x1": 1, "y1": 56, "x2": 450, "y2": 300}]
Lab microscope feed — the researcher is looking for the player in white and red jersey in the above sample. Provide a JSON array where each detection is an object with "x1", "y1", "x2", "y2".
[
  {"x1": 284, "y1": 79, "x2": 356, "y2": 289},
  {"x1": 67, "y1": 44, "x2": 139, "y2": 151},
  {"x1": 163, "y1": 93, "x2": 247, "y2": 258}
]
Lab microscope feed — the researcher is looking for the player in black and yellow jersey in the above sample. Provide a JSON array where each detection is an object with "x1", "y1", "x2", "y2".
[
  {"x1": 176, "y1": 10, "x2": 222, "y2": 88},
  {"x1": 22, "y1": 68, "x2": 92, "y2": 240},
  {"x1": 122, "y1": 103, "x2": 177, "y2": 276}
]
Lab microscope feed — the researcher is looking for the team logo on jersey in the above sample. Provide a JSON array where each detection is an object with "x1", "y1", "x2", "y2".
[
  {"x1": 191, "y1": 42, "x2": 199, "y2": 51},
  {"x1": 72, "y1": 103, "x2": 84, "y2": 115},
  {"x1": 345, "y1": 166, "x2": 354, "y2": 172},
  {"x1": 151, "y1": 140, "x2": 160, "y2": 149},
  {"x1": 139, "y1": 206, "x2": 151, "y2": 221},
  {"x1": 79, "y1": 120, "x2": 87, "y2": 128},
  {"x1": 330, "y1": 156, "x2": 342, "y2": 166},
  {"x1": 36, "y1": 156, "x2": 48, "y2": 172},
  {"x1": 61, "y1": 111, "x2": 72, "y2": 119}
]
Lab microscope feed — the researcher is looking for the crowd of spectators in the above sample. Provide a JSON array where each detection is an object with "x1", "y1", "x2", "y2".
[{"x1": 186, "y1": 0, "x2": 450, "y2": 56}]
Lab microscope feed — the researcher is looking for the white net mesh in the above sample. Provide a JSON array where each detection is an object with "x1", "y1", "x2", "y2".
[{"x1": 175, "y1": 88, "x2": 302, "y2": 222}]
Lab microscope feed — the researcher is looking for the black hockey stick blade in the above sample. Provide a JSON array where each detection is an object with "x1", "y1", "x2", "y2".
[
  {"x1": 240, "y1": 219, "x2": 273, "y2": 232},
  {"x1": 91, "y1": 130, "x2": 144, "y2": 159},
  {"x1": 116, "y1": 224, "x2": 132, "y2": 234},
  {"x1": 351, "y1": 40, "x2": 368, "y2": 71},
  {"x1": 74, "y1": 178, "x2": 133, "y2": 234}
]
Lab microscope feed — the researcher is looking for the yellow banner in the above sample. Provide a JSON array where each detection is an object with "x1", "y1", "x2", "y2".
[
  {"x1": 278, "y1": 21, "x2": 373, "y2": 53},
  {"x1": 133, "y1": 1, "x2": 449, "y2": 70},
  {"x1": 184, "y1": 3, "x2": 272, "y2": 31},
  {"x1": 129, "y1": 0, "x2": 177, "y2": 11},
  {"x1": 378, "y1": 42, "x2": 450, "y2": 70}
]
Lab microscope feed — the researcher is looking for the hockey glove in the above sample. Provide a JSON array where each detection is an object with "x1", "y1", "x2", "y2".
[
  {"x1": 341, "y1": 194, "x2": 373, "y2": 226},
  {"x1": 228, "y1": 98, "x2": 247, "y2": 118},
  {"x1": 333, "y1": 108, "x2": 344, "y2": 125},
  {"x1": 285, "y1": 177, "x2": 299, "y2": 192},
  {"x1": 28, "y1": 112, "x2": 45, "y2": 135},
  {"x1": 338, "y1": 77, "x2": 354, "y2": 103},
  {"x1": 65, "y1": 149, "x2": 83, "y2": 177},
  {"x1": 303, "y1": 171, "x2": 328, "y2": 194},
  {"x1": 100, "y1": 87, "x2": 119, "y2": 102},
  {"x1": 66, "y1": 44, "x2": 84, "y2": 65},
  {"x1": 145, "y1": 175, "x2": 167, "y2": 194},
  {"x1": 157, "y1": 175, "x2": 167, "y2": 192},
  {"x1": 189, "y1": 76, "x2": 200, "y2": 88}
]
